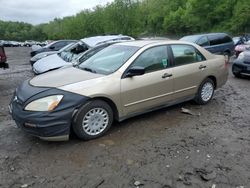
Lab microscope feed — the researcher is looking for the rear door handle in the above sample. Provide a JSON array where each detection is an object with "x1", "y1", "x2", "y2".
[
  {"x1": 199, "y1": 65, "x2": 207, "y2": 70},
  {"x1": 162, "y1": 73, "x2": 173, "y2": 79}
]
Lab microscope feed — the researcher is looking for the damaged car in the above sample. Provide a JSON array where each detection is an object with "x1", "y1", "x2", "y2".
[
  {"x1": 32, "y1": 35, "x2": 135, "y2": 74},
  {"x1": 9, "y1": 40, "x2": 228, "y2": 141},
  {"x1": 232, "y1": 48, "x2": 250, "y2": 78}
]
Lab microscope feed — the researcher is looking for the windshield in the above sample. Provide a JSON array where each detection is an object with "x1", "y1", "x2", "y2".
[
  {"x1": 78, "y1": 45, "x2": 139, "y2": 75},
  {"x1": 76, "y1": 43, "x2": 112, "y2": 64},
  {"x1": 233, "y1": 37, "x2": 240, "y2": 43},
  {"x1": 44, "y1": 41, "x2": 56, "y2": 48},
  {"x1": 58, "y1": 41, "x2": 88, "y2": 62},
  {"x1": 180, "y1": 35, "x2": 200, "y2": 43}
]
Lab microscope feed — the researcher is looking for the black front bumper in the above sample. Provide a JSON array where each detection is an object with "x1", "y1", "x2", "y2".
[
  {"x1": 30, "y1": 60, "x2": 36, "y2": 66},
  {"x1": 232, "y1": 62, "x2": 250, "y2": 76},
  {"x1": 9, "y1": 80, "x2": 89, "y2": 140}
]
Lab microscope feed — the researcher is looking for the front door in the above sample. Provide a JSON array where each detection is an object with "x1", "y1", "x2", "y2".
[{"x1": 120, "y1": 45, "x2": 174, "y2": 117}]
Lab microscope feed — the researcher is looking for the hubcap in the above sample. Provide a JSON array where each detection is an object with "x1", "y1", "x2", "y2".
[
  {"x1": 201, "y1": 82, "x2": 214, "y2": 102},
  {"x1": 82, "y1": 108, "x2": 109, "y2": 136}
]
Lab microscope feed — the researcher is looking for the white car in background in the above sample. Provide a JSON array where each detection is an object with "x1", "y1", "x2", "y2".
[
  {"x1": 30, "y1": 42, "x2": 76, "y2": 66},
  {"x1": 32, "y1": 35, "x2": 134, "y2": 74}
]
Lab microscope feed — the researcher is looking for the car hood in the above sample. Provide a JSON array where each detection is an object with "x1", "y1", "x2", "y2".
[
  {"x1": 31, "y1": 51, "x2": 58, "y2": 62},
  {"x1": 30, "y1": 67, "x2": 104, "y2": 88},
  {"x1": 31, "y1": 45, "x2": 42, "y2": 51},
  {"x1": 33, "y1": 54, "x2": 69, "y2": 74},
  {"x1": 243, "y1": 51, "x2": 250, "y2": 62}
]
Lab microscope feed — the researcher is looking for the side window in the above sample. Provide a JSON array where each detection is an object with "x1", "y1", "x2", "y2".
[
  {"x1": 221, "y1": 35, "x2": 232, "y2": 43},
  {"x1": 132, "y1": 46, "x2": 169, "y2": 73},
  {"x1": 171, "y1": 45, "x2": 206, "y2": 66},
  {"x1": 197, "y1": 36, "x2": 209, "y2": 47},
  {"x1": 208, "y1": 35, "x2": 221, "y2": 45},
  {"x1": 53, "y1": 41, "x2": 66, "y2": 49}
]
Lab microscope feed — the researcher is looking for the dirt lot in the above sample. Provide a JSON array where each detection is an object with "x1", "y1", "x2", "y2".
[{"x1": 0, "y1": 47, "x2": 249, "y2": 188}]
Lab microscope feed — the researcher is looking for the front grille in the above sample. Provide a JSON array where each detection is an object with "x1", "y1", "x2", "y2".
[{"x1": 244, "y1": 61, "x2": 250, "y2": 65}]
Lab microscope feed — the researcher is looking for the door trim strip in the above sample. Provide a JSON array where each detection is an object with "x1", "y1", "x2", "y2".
[{"x1": 124, "y1": 86, "x2": 197, "y2": 107}]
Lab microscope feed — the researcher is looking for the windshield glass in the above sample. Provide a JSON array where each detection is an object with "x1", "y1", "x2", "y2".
[
  {"x1": 233, "y1": 37, "x2": 240, "y2": 43},
  {"x1": 58, "y1": 41, "x2": 88, "y2": 62},
  {"x1": 76, "y1": 44, "x2": 111, "y2": 63},
  {"x1": 44, "y1": 41, "x2": 56, "y2": 48},
  {"x1": 78, "y1": 45, "x2": 139, "y2": 75}
]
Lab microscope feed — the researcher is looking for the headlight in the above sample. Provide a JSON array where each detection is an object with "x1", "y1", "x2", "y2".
[{"x1": 25, "y1": 95, "x2": 63, "y2": 112}]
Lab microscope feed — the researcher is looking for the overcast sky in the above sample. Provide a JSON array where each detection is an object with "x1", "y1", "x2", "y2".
[{"x1": 0, "y1": 0, "x2": 114, "y2": 25}]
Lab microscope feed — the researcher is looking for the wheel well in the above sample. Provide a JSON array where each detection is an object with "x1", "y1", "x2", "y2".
[
  {"x1": 91, "y1": 97, "x2": 119, "y2": 121},
  {"x1": 207, "y1": 76, "x2": 217, "y2": 89},
  {"x1": 224, "y1": 49, "x2": 230, "y2": 55}
]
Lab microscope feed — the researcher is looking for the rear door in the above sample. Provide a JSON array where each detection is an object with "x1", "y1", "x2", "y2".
[
  {"x1": 170, "y1": 44, "x2": 208, "y2": 100},
  {"x1": 121, "y1": 45, "x2": 174, "y2": 116}
]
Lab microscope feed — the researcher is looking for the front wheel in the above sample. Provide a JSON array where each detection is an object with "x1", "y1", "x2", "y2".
[
  {"x1": 73, "y1": 100, "x2": 113, "y2": 140},
  {"x1": 195, "y1": 78, "x2": 215, "y2": 105},
  {"x1": 233, "y1": 72, "x2": 241, "y2": 78}
]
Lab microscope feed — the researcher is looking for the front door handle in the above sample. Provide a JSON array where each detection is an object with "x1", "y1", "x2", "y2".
[
  {"x1": 162, "y1": 73, "x2": 173, "y2": 79},
  {"x1": 199, "y1": 65, "x2": 207, "y2": 70}
]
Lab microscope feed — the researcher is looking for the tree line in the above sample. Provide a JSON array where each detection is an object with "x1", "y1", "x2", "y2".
[{"x1": 0, "y1": 0, "x2": 249, "y2": 41}]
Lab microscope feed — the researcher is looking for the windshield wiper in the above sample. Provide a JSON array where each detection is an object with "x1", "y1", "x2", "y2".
[{"x1": 82, "y1": 67, "x2": 96, "y2": 73}]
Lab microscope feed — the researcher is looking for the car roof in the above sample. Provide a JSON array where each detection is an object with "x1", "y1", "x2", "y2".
[
  {"x1": 112, "y1": 40, "x2": 193, "y2": 47},
  {"x1": 80, "y1": 35, "x2": 134, "y2": 47},
  {"x1": 181, "y1": 33, "x2": 229, "y2": 39}
]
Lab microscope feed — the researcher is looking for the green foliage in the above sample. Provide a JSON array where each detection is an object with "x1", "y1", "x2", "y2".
[
  {"x1": 0, "y1": 0, "x2": 249, "y2": 41},
  {"x1": 0, "y1": 20, "x2": 47, "y2": 41}
]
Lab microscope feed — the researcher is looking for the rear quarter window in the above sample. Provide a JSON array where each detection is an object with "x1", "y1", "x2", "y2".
[
  {"x1": 208, "y1": 34, "x2": 232, "y2": 45},
  {"x1": 221, "y1": 35, "x2": 232, "y2": 43}
]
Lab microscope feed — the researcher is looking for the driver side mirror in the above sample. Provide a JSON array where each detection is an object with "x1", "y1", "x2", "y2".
[
  {"x1": 125, "y1": 66, "x2": 145, "y2": 77},
  {"x1": 49, "y1": 46, "x2": 55, "y2": 50}
]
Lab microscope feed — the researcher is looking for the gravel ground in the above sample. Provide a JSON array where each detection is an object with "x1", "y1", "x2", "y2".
[{"x1": 0, "y1": 47, "x2": 249, "y2": 188}]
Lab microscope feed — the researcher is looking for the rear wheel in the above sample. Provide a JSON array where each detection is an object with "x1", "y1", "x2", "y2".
[
  {"x1": 73, "y1": 100, "x2": 113, "y2": 140},
  {"x1": 195, "y1": 78, "x2": 215, "y2": 105}
]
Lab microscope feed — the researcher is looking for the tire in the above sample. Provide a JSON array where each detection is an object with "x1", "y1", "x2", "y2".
[
  {"x1": 195, "y1": 78, "x2": 215, "y2": 105},
  {"x1": 73, "y1": 100, "x2": 113, "y2": 140},
  {"x1": 232, "y1": 65, "x2": 242, "y2": 78},
  {"x1": 233, "y1": 72, "x2": 241, "y2": 78}
]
